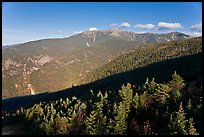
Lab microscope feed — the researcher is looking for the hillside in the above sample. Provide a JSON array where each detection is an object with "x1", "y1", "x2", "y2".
[
  {"x1": 2, "y1": 72, "x2": 202, "y2": 135},
  {"x1": 2, "y1": 37, "x2": 202, "y2": 112},
  {"x1": 2, "y1": 36, "x2": 202, "y2": 135},
  {"x1": 79, "y1": 37, "x2": 202, "y2": 85},
  {"x1": 2, "y1": 30, "x2": 190, "y2": 98}
]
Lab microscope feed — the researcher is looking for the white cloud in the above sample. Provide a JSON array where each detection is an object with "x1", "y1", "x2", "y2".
[
  {"x1": 185, "y1": 31, "x2": 202, "y2": 37},
  {"x1": 191, "y1": 22, "x2": 202, "y2": 31},
  {"x1": 157, "y1": 22, "x2": 183, "y2": 29},
  {"x1": 73, "y1": 30, "x2": 83, "y2": 34},
  {"x1": 119, "y1": 22, "x2": 130, "y2": 28},
  {"x1": 191, "y1": 32, "x2": 202, "y2": 37},
  {"x1": 134, "y1": 24, "x2": 155, "y2": 29},
  {"x1": 89, "y1": 27, "x2": 97, "y2": 31}
]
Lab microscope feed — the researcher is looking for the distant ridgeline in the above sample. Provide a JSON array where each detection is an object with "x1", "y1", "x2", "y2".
[
  {"x1": 2, "y1": 37, "x2": 202, "y2": 113},
  {"x1": 2, "y1": 31, "x2": 191, "y2": 98},
  {"x1": 79, "y1": 37, "x2": 202, "y2": 85}
]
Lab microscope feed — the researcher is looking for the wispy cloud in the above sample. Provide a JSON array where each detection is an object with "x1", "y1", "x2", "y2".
[
  {"x1": 184, "y1": 31, "x2": 202, "y2": 37},
  {"x1": 190, "y1": 32, "x2": 202, "y2": 37},
  {"x1": 134, "y1": 31, "x2": 146, "y2": 34},
  {"x1": 119, "y1": 22, "x2": 130, "y2": 28},
  {"x1": 191, "y1": 22, "x2": 202, "y2": 31},
  {"x1": 157, "y1": 22, "x2": 183, "y2": 29},
  {"x1": 134, "y1": 24, "x2": 155, "y2": 29}
]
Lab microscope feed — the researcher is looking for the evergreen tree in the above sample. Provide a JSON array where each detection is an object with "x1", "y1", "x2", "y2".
[
  {"x1": 143, "y1": 78, "x2": 158, "y2": 94},
  {"x1": 187, "y1": 118, "x2": 199, "y2": 135},
  {"x1": 119, "y1": 83, "x2": 133, "y2": 112},
  {"x1": 114, "y1": 83, "x2": 133, "y2": 134},
  {"x1": 154, "y1": 84, "x2": 171, "y2": 106},
  {"x1": 170, "y1": 89, "x2": 182, "y2": 104},
  {"x1": 139, "y1": 91, "x2": 148, "y2": 109},
  {"x1": 169, "y1": 102, "x2": 188, "y2": 135},
  {"x1": 133, "y1": 92, "x2": 139, "y2": 109},
  {"x1": 84, "y1": 91, "x2": 108, "y2": 135},
  {"x1": 114, "y1": 103, "x2": 128, "y2": 134},
  {"x1": 84, "y1": 111, "x2": 98, "y2": 135},
  {"x1": 54, "y1": 113, "x2": 71, "y2": 135},
  {"x1": 169, "y1": 71, "x2": 185, "y2": 91}
]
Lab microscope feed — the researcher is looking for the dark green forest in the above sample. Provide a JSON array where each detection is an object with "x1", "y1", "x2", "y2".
[
  {"x1": 80, "y1": 37, "x2": 202, "y2": 85},
  {"x1": 2, "y1": 72, "x2": 202, "y2": 135}
]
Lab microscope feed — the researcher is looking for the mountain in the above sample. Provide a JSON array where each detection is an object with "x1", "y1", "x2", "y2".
[
  {"x1": 2, "y1": 37, "x2": 201, "y2": 112},
  {"x1": 2, "y1": 30, "x2": 191, "y2": 98},
  {"x1": 79, "y1": 37, "x2": 202, "y2": 85},
  {"x1": 2, "y1": 37, "x2": 202, "y2": 136}
]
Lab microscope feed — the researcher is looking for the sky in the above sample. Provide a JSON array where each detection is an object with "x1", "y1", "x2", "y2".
[{"x1": 2, "y1": 2, "x2": 202, "y2": 45}]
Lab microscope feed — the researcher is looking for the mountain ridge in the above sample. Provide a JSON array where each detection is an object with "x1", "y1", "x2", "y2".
[
  {"x1": 3, "y1": 30, "x2": 191, "y2": 47},
  {"x1": 2, "y1": 31, "x2": 192, "y2": 98}
]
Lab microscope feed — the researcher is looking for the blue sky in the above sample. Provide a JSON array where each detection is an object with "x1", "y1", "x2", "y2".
[{"x1": 2, "y1": 2, "x2": 202, "y2": 45}]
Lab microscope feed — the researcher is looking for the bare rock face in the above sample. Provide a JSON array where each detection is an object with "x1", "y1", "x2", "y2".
[
  {"x1": 109, "y1": 30, "x2": 120, "y2": 37},
  {"x1": 3, "y1": 59, "x2": 22, "y2": 70},
  {"x1": 33, "y1": 55, "x2": 53, "y2": 66},
  {"x1": 2, "y1": 55, "x2": 53, "y2": 79}
]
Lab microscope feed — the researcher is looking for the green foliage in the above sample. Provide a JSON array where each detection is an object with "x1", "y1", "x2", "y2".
[
  {"x1": 187, "y1": 118, "x2": 199, "y2": 135},
  {"x1": 133, "y1": 93, "x2": 139, "y2": 109},
  {"x1": 113, "y1": 83, "x2": 133, "y2": 134},
  {"x1": 169, "y1": 71, "x2": 185, "y2": 91},
  {"x1": 54, "y1": 114, "x2": 71, "y2": 135},
  {"x1": 170, "y1": 90, "x2": 182, "y2": 103},
  {"x1": 154, "y1": 84, "x2": 171, "y2": 106},
  {"x1": 169, "y1": 102, "x2": 188, "y2": 135},
  {"x1": 85, "y1": 91, "x2": 108, "y2": 135},
  {"x1": 2, "y1": 72, "x2": 202, "y2": 135},
  {"x1": 81, "y1": 37, "x2": 202, "y2": 86},
  {"x1": 119, "y1": 83, "x2": 133, "y2": 112},
  {"x1": 139, "y1": 91, "x2": 148, "y2": 109},
  {"x1": 143, "y1": 78, "x2": 158, "y2": 94}
]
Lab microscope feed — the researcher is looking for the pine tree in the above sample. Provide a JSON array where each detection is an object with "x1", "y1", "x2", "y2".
[
  {"x1": 119, "y1": 83, "x2": 133, "y2": 113},
  {"x1": 107, "y1": 102, "x2": 118, "y2": 134},
  {"x1": 139, "y1": 91, "x2": 148, "y2": 109},
  {"x1": 84, "y1": 91, "x2": 108, "y2": 135},
  {"x1": 170, "y1": 89, "x2": 182, "y2": 103},
  {"x1": 169, "y1": 102, "x2": 188, "y2": 135},
  {"x1": 54, "y1": 114, "x2": 71, "y2": 135},
  {"x1": 143, "y1": 78, "x2": 158, "y2": 94},
  {"x1": 114, "y1": 83, "x2": 133, "y2": 135},
  {"x1": 169, "y1": 71, "x2": 185, "y2": 91},
  {"x1": 114, "y1": 103, "x2": 127, "y2": 134},
  {"x1": 133, "y1": 93, "x2": 139, "y2": 109},
  {"x1": 84, "y1": 111, "x2": 98, "y2": 135},
  {"x1": 187, "y1": 118, "x2": 199, "y2": 135},
  {"x1": 154, "y1": 84, "x2": 171, "y2": 106}
]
